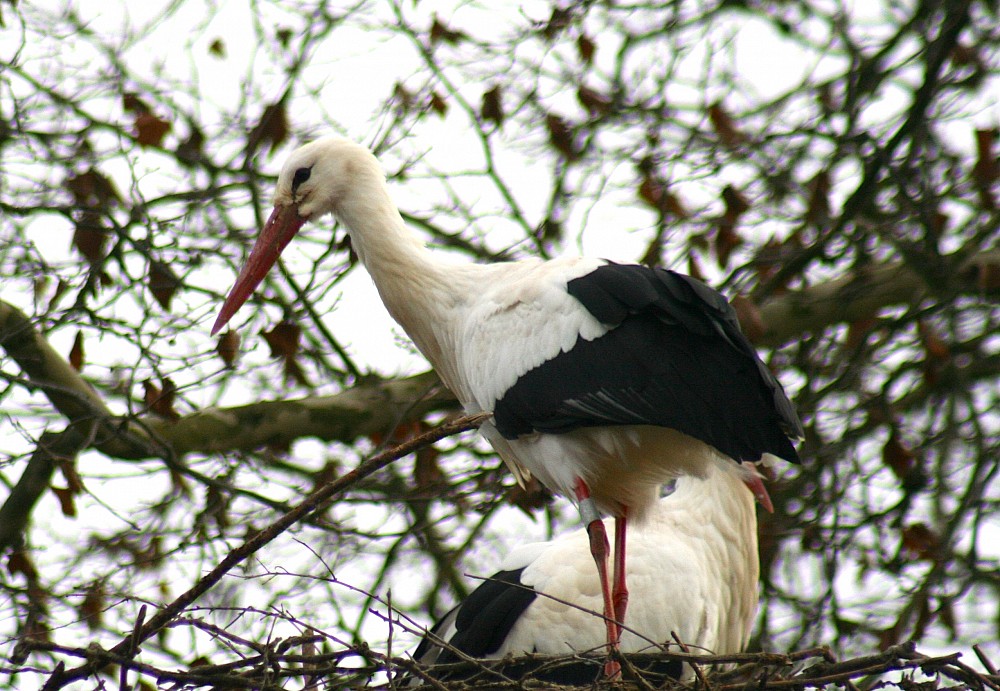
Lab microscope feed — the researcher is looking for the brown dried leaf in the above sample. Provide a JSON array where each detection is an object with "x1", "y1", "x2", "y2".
[
  {"x1": 917, "y1": 320, "x2": 951, "y2": 361},
  {"x1": 950, "y1": 43, "x2": 982, "y2": 68},
  {"x1": 481, "y1": 85, "x2": 503, "y2": 126},
  {"x1": 805, "y1": 170, "x2": 831, "y2": 227},
  {"x1": 687, "y1": 254, "x2": 705, "y2": 282},
  {"x1": 312, "y1": 460, "x2": 339, "y2": 491},
  {"x1": 136, "y1": 536, "x2": 163, "y2": 570},
  {"x1": 263, "y1": 320, "x2": 301, "y2": 360},
  {"x1": 144, "y1": 378, "x2": 180, "y2": 421},
  {"x1": 845, "y1": 316, "x2": 878, "y2": 349},
  {"x1": 714, "y1": 219, "x2": 740, "y2": 268},
  {"x1": 938, "y1": 598, "x2": 959, "y2": 641},
  {"x1": 283, "y1": 357, "x2": 310, "y2": 387},
  {"x1": 715, "y1": 186, "x2": 749, "y2": 267},
  {"x1": 247, "y1": 99, "x2": 289, "y2": 156},
  {"x1": 148, "y1": 260, "x2": 180, "y2": 310},
  {"x1": 215, "y1": 330, "x2": 241, "y2": 369},
  {"x1": 429, "y1": 16, "x2": 465, "y2": 45},
  {"x1": 414, "y1": 447, "x2": 443, "y2": 489},
  {"x1": 369, "y1": 420, "x2": 422, "y2": 448},
  {"x1": 639, "y1": 233, "x2": 663, "y2": 267},
  {"x1": 506, "y1": 476, "x2": 551, "y2": 516},
  {"x1": 51, "y1": 486, "x2": 76, "y2": 517},
  {"x1": 638, "y1": 175, "x2": 688, "y2": 219},
  {"x1": 877, "y1": 622, "x2": 901, "y2": 651},
  {"x1": 577, "y1": 33, "x2": 595, "y2": 64},
  {"x1": 65, "y1": 169, "x2": 120, "y2": 209},
  {"x1": 208, "y1": 38, "x2": 226, "y2": 58},
  {"x1": 393, "y1": 83, "x2": 415, "y2": 113},
  {"x1": 730, "y1": 295, "x2": 765, "y2": 344},
  {"x1": 707, "y1": 101, "x2": 747, "y2": 149},
  {"x1": 545, "y1": 113, "x2": 578, "y2": 160},
  {"x1": 543, "y1": 6, "x2": 572, "y2": 40},
  {"x1": 638, "y1": 175, "x2": 663, "y2": 209},
  {"x1": 204, "y1": 486, "x2": 230, "y2": 530},
  {"x1": 577, "y1": 85, "x2": 612, "y2": 117},
  {"x1": 72, "y1": 212, "x2": 108, "y2": 266},
  {"x1": 69, "y1": 330, "x2": 84, "y2": 371},
  {"x1": 32, "y1": 276, "x2": 49, "y2": 308},
  {"x1": 58, "y1": 459, "x2": 84, "y2": 494},
  {"x1": 973, "y1": 128, "x2": 998, "y2": 209},
  {"x1": 539, "y1": 217, "x2": 562, "y2": 243},
  {"x1": 263, "y1": 321, "x2": 309, "y2": 387},
  {"x1": 721, "y1": 184, "x2": 751, "y2": 219},
  {"x1": 429, "y1": 90, "x2": 448, "y2": 117},
  {"x1": 134, "y1": 111, "x2": 171, "y2": 148},
  {"x1": 973, "y1": 260, "x2": 1000, "y2": 291},
  {"x1": 661, "y1": 190, "x2": 689, "y2": 219},
  {"x1": 7, "y1": 550, "x2": 39, "y2": 580},
  {"x1": 176, "y1": 125, "x2": 205, "y2": 166},
  {"x1": 122, "y1": 92, "x2": 150, "y2": 114},
  {"x1": 901, "y1": 523, "x2": 940, "y2": 562},
  {"x1": 79, "y1": 581, "x2": 105, "y2": 631},
  {"x1": 169, "y1": 466, "x2": 190, "y2": 496},
  {"x1": 882, "y1": 429, "x2": 915, "y2": 480}
]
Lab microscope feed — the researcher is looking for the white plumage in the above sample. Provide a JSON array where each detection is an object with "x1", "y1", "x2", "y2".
[
  {"x1": 213, "y1": 137, "x2": 802, "y2": 669},
  {"x1": 413, "y1": 460, "x2": 760, "y2": 682}
]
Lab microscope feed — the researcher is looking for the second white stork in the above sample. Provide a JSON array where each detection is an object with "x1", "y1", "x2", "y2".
[
  {"x1": 212, "y1": 137, "x2": 802, "y2": 670},
  {"x1": 411, "y1": 459, "x2": 762, "y2": 685}
]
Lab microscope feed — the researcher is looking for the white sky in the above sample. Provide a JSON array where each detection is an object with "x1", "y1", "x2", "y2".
[{"x1": 3, "y1": 0, "x2": 998, "y2": 685}]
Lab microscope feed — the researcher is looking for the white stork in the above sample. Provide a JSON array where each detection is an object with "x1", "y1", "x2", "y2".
[
  {"x1": 212, "y1": 137, "x2": 802, "y2": 672},
  {"x1": 411, "y1": 460, "x2": 761, "y2": 684}
]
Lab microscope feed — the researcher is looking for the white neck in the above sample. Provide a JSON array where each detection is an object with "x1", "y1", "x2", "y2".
[
  {"x1": 653, "y1": 462, "x2": 760, "y2": 651},
  {"x1": 333, "y1": 178, "x2": 469, "y2": 375}
]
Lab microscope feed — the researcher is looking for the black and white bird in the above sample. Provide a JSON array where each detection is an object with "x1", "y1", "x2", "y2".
[
  {"x1": 213, "y1": 137, "x2": 802, "y2": 669},
  {"x1": 411, "y1": 459, "x2": 762, "y2": 684}
]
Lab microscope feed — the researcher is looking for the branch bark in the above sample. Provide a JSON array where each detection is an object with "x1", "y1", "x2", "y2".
[{"x1": 756, "y1": 250, "x2": 1000, "y2": 347}]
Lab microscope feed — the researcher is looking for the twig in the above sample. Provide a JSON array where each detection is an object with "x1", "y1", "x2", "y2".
[
  {"x1": 672, "y1": 631, "x2": 711, "y2": 690},
  {"x1": 38, "y1": 411, "x2": 491, "y2": 690}
]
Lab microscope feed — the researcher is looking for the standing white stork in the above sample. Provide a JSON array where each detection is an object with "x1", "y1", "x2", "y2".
[
  {"x1": 212, "y1": 137, "x2": 802, "y2": 671},
  {"x1": 411, "y1": 460, "x2": 761, "y2": 684}
]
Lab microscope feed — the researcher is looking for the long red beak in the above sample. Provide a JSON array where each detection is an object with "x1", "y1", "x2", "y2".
[
  {"x1": 212, "y1": 204, "x2": 306, "y2": 335},
  {"x1": 743, "y1": 472, "x2": 774, "y2": 513}
]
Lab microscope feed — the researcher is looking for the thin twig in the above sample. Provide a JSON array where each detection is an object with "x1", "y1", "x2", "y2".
[{"x1": 39, "y1": 412, "x2": 491, "y2": 690}]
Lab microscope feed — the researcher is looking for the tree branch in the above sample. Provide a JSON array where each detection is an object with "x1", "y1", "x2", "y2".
[
  {"x1": 756, "y1": 249, "x2": 1000, "y2": 347},
  {"x1": 40, "y1": 411, "x2": 492, "y2": 690}
]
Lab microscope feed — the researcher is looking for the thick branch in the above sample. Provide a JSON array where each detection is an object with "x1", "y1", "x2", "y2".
[
  {"x1": 1, "y1": 300, "x2": 458, "y2": 460},
  {"x1": 0, "y1": 429, "x2": 91, "y2": 552},
  {"x1": 756, "y1": 250, "x2": 1000, "y2": 347},
  {"x1": 0, "y1": 300, "x2": 112, "y2": 423},
  {"x1": 133, "y1": 371, "x2": 455, "y2": 459}
]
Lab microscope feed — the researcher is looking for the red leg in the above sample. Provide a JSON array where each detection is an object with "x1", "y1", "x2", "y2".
[
  {"x1": 612, "y1": 512, "x2": 629, "y2": 638},
  {"x1": 574, "y1": 478, "x2": 621, "y2": 678}
]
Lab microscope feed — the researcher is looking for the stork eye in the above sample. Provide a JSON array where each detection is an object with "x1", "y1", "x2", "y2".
[{"x1": 291, "y1": 167, "x2": 312, "y2": 192}]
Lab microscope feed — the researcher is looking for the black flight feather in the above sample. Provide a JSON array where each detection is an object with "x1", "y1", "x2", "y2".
[{"x1": 493, "y1": 263, "x2": 802, "y2": 464}]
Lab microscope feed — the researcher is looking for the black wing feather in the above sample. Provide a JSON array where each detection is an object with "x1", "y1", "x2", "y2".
[
  {"x1": 439, "y1": 568, "x2": 536, "y2": 662},
  {"x1": 414, "y1": 566, "x2": 680, "y2": 684},
  {"x1": 493, "y1": 263, "x2": 802, "y2": 464}
]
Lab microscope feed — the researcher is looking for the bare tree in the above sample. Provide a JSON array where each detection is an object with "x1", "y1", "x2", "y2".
[{"x1": 1, "y1": 0, "x2": 997, "y2": 688}]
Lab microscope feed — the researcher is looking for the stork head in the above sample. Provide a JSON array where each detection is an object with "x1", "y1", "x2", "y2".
[{"x1": 212, "y1": 137, "x2": 383, "y2": 335}]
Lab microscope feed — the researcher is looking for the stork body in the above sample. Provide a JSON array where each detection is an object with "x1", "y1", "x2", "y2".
[
  {"x1": 213, "y1": 137, "x2": 802, "y2": 671},
  {"x1": 413, "y1": 460, "x2": 760, "y2": 683}
]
